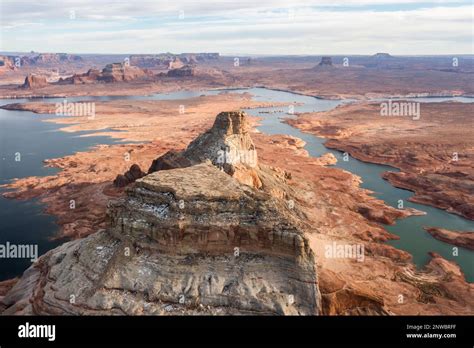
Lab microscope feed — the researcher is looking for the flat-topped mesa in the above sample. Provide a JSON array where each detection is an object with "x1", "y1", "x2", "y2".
[
  {"x1": 109, "y1": 163, "x2": 311, "y2": 261},
  {"x1": 1, "y1": 163, "x2": 319, "y2": 315},
  {"x1": 20, "y1": 53, "x2": 83, "y2": 66},
  {"x1": 58, "y1": 63, "x2": 149, "y2": 85},
  {"x1": 0, "y1": 55, "x2": 16, "y2": 72},
  {"x1": 103, "y1": 162, "x2": 319, "y2": 314},
  {"x1": 145, "y1": 111, "x2": 262, "y2": 188},
  {"x1": 167, "y1": 65, "x2": 195, "y2": 77},
  {"x1": 2, "y1": 115, "x2": 319, "y2": 315}
]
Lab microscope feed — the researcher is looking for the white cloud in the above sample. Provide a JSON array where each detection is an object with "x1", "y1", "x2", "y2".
[{"x1": 1, "y1": 0, "x2": 472, "y2": 54}]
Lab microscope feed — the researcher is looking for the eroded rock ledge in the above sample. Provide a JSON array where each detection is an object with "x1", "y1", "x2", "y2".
[
  {"x1": 424, "y1": 227, "x2": 474, "y2": 251},
  {"x1": 1, "y1": 112, "x2": 320, "y2": 315}
]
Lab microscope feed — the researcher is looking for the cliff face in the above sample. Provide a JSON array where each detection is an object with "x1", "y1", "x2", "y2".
[
  {"x1": 167, "y1": 65, "x2": 195, "y2": 77},
  {"x1": 58, "y1": 63, "x2": 149, "y2": 84},
  {"x1": 130, "y1": 53, "x2": 219, "y2": 68},
  {"x1": 1, "y1": 112, "x2": 320, "y2": 315},
  {"x1": 20, "y1": 53, "x2": 83, "y2": 66},
  {"x1": 146, "y1": 111, "x2": 261, "y2": 189},
  {"x1": 424, "y1": 227, "x2": 474, "y2": 251}
]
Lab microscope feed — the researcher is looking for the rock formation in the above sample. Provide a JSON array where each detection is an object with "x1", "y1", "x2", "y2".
[
  {"x1": 123, "y1": 111, "x2": 261, "y2": 189},
  {"x1": 99, "y1": 63, "x2": 147, "y2": 82},
  {"x1": 366, "y1": 53, "x2": 402, "y2": 69},
  {"x1": 318, "y1": 56, "x2": 333, "y2": 66},
  {"x1": 58, "y1": 63, "x2": 149, "y2": 84},
  {"x1": 20, "y1": 74, "x2": 49, "y2": 89},
  {"x1": 113, "y1": 164, "x2": 146, "y2": 188},
  {"x1": 115, "y1": 111, "x2": 261, "y2": 188},
  {"x1": 1, "y1": 111, "x2": 320, "y2": 315},
  {"x1": 373, "y1": 53, "x2": 392, "y2": 59},
  {"x1": 0, "y1": 55, "x2": 16, "y2": 72},
  {"x1": 130, "y1": 53, "x2": 218, "y2": 68},
  {"x1": 20, "y1": 53, "x2": 83, "y2": 66},
  {"x1": 424, "y1": 227, "x2": 474, "y2": 250},
  {"x1": 58, "y1": 68, "x2": 101, "y2": 84},
  {"x1": 167, "y1": 65, "x2": 195, "y2": 77}
]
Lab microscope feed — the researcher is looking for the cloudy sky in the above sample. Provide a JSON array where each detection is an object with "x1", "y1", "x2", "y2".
[{"x1": 0, "y1": 0, "x2": 472, "y2": 55}]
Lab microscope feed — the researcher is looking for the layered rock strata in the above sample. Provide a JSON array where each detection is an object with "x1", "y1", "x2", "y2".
[
  {"x1": 118, "y1": 111, "x2": 262, "y2": 189},
  {"x1": 58, "y1": 63, "x2": 148, "y2": 84},
  {"x1": 1, "y1": 112, "x2": 320, "y2": 315}
]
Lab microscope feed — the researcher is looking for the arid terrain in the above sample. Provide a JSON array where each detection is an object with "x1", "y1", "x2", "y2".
[
  {"x1": 286, "y1": 101, "x2": 474, "y2": 220},
  {"x1": 0, "y1": 52, "x2": 473, "y2": 316}
]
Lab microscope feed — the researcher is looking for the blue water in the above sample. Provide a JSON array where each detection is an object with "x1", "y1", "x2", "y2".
[{"x1": 0, "y1": 88, "x2": 472, "y2": 281}]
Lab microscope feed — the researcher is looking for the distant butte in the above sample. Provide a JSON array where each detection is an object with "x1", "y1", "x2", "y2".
[
  {"x1": 57, "y1": 63, "x2": 150, "y2": 84},
  {"x1": 20, "y1": 74, "x2": 49, "y2": 89},
  {"x1": 318, "y1": 56, "x2": 333, "y2": 66}
]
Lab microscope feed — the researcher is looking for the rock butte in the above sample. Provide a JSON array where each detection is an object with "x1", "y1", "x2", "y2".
[
  {"x1": 58, "y1": 63, "x2": 150, "y2": 85},
  {"x1": 0, "y1": 102, "x2": 472, "y2": 316},
  {"x1": 318, "y1": 56, "x2": 333, "y2": 67},
  {"x1": 1, "y1": 111, "x2": 321, "y2": 315},
  {"x1": 286, "y1": 102, "x2": 474, "y2": 220}
]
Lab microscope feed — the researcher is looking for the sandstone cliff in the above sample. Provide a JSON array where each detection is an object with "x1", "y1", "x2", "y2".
[
  {"x1": 21, "y1": 74, "x2": 49, "y2": 89},
  {"x1": 58, "y1": 63, "x2": 149, "y2": 85},
  {"x1": 1, "y1": 112, "x2": 320, "y2": 315},
  {"x1": 120, "y1": 111, "x2": 262, "y2": 189},
  {"x1": 167, "y1": 65, "x2": 195, "y2": 77}
]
